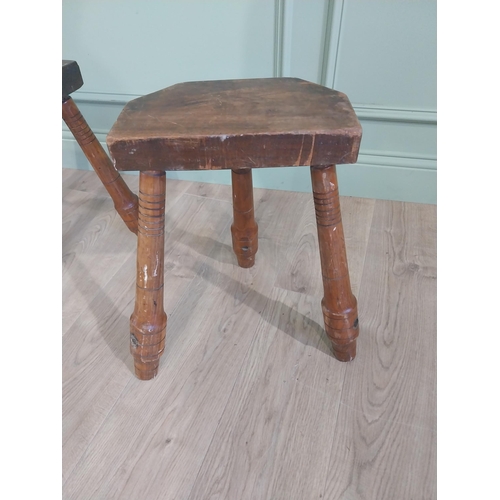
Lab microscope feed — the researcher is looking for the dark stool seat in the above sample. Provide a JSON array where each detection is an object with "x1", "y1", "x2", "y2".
[
  {"x1": 106, "y1": 77, "x2": 362, "y2": 380},
  {"x1": 62, "y1": 60, "x2": 84, "y2": 100}
]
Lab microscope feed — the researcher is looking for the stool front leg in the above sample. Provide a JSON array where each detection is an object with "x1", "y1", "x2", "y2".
[
  {"x1": 62, "y1": 97, "x2": 139, "y2": 234},
  {"x1": 311, "y1": 165, "x2": 359, "y2": 361},
  {"x1": 130, "y1": 171, "x2": 167, "y2": 380},
  {"x1": 231, "y1": 169, "x2": 258, "y2": 268}
]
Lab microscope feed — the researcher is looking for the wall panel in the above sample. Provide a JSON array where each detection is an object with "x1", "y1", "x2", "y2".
[{"x1": 63, "y1": 0, "x2": 436, "y2": 203}]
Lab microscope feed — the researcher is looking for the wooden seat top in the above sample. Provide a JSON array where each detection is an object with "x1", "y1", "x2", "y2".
[{"x1": 107, "y1": 78, "x2": 362, "y2": 172}]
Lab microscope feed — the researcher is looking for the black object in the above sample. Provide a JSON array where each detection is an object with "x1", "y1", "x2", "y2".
[{"x1": 62, "y1": 60, "x2": 84, "y2": 101}]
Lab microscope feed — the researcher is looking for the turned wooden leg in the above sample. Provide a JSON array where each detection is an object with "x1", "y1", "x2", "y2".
[
  {"x1": 62, "y1": 96, "x2": 139, "y2": 234},
  {"x1": 311, "y1": 165, "x2": 359, "y2": 361},
  {"x1": 231, "y1": 169, "x2": 258, "y2": 268},
  {"x1": 130, "y1": 171, "x2": 167, "y2": 380}
]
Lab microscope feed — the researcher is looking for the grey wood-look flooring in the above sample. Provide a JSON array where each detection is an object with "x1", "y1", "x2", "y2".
[{"x1": 62, "y1": 168, "x2": 436, "y2": 500}]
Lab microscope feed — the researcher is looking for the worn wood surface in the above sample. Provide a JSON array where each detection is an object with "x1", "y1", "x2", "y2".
[
  {"x1": 130, "y1": 171, "x2": 168, "y2": 379},
  {"x1": 62, "y1": 169, "x2": 436, "y2": 500},
  {"x1": 311, "y1": 165, "x2": 359, "y2": 361},
  {"x1": 106, "y1": 78, "x2": 362, "y2": 171},
  {"x1": 231, "y1": 169, "x2": 258, "y2": 268}
]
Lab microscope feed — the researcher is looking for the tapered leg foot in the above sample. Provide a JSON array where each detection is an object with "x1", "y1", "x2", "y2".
[
  {"x1": 322, "y1": 299, "x2": 358, "y2": 361},
  {"x1": 130, "y1": 171, "x2": 167, "y2": 380},
  {"x1": 231, "y1": 169, "x2": 258, "y2": 268},
  {"x1": 131, "y1": 351, "x2": 161, "y2": 380},
  {"x1": 311, "y1": 165, "x2": 359, "y2": 361}
]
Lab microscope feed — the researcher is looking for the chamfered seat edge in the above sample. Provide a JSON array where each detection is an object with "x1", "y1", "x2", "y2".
[{"x1": 106, "y1": 77, "x2": 362, "y2": 171}]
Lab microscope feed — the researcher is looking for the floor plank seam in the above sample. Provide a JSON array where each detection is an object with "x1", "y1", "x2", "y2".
[
  {"x1": 184, "y1": 221, "x2": 267, "y2": 500},
  {"x1": 321, "y1": 347, "x2": 349, "y2": 497},
  {"x1": 338, "y1": 401, "x2": 435, "y2": 432},
  {"x1": 184, "y1": 341, "x2": 253, "y2": 500},
  {"x1": 62, "y1": 247, "x2": 136, "y2": 337},
  {"x1": 183, "y1": 190, "x2": 232, "y2": 204},
  {"x1": 62, "y1": 376, "x2": 134, "y2": 488}
]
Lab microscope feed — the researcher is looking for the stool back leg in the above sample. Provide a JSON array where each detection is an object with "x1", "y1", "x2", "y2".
[
  {"x1": 130, "y1": 171, "x2": 167, "y2": 379},
  {"x1": 62, "y1": 97, "x2": 139, "y2": 234},
  {"x1": 231, "y1": 169, "x2": 258, "y2": 268},
  {"x1": 311, "y1": 165, "x2": 359, "y2": 361}
]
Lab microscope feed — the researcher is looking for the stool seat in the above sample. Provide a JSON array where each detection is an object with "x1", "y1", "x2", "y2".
[
  {"x1": 106, "y1": 78, "x2": 362, "y2": 172},
  {"x1": 62, "y1": 60, "x2": 84, "y2": 100}
]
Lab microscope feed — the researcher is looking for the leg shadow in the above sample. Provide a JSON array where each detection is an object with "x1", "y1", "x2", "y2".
[
  {"x1": 64, "y1": 253, "x2": 136, "y2": 376},
  {"x1": 173, "y1": 229, "x2": 332, "y2": 355}
]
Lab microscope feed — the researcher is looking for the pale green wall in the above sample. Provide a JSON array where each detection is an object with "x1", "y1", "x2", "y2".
[{"x1": 62, "y1": 0, "x2": 436, "y2": 203}]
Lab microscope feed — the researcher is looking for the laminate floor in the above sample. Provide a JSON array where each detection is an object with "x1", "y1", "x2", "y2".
[{"x1": 62, "y1": 168, "x2": 436, "y2": 500}]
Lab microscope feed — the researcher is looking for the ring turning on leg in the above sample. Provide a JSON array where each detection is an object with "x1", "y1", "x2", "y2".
[
  {"x1": 311, "y1": 165, "x2": 359, "y2": 361},
  {"x1": 130, "y1": 171, "x2": 167, "y2": 379}
]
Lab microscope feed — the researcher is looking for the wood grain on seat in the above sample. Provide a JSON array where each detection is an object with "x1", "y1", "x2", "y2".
[{"x1": 106, "y1": 78, "x2": 362, "y2": 171}]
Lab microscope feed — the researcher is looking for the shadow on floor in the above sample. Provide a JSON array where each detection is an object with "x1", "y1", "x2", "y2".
[
  {"x1": 65, "y1": 224, "x2": 335, "y2": 381},
  {"x1": 175, "y1": 228, "x2": 333, "y2": 356}
]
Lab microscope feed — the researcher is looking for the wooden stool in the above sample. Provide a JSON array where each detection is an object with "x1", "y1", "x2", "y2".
[
  {"x1": 62, "y1": 60, "x2": 139, "y2": 233},
  {"x1": 106, "y1": 78, "x2": 362, "y2": 380}
]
